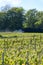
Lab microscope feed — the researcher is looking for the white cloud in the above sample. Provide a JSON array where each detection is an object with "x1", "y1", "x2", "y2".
[
  {"x1": 0, "y1": 0, "x2": 22, "y2": 7},
  {"x1": 8, "y1": 0, "x2": 22, "y2": 6}
]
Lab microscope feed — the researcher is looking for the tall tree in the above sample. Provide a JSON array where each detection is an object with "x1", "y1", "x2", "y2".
[
  {"x1": 0, "y1": 12, "x2": 6, "y2": 30},
  {"x1": 35, "y1": 11, "x2": 43, "y2": 29},
  {"x1": 25, "y1": 9, "x2": 38, "y2": 29},
  {"x1": 6, "y1": 7, "x2": 25, "y2": 31}
]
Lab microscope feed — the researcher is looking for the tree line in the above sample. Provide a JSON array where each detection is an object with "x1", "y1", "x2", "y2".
[{"x1": 0, "y1": 7, "x2": 43, "y2": 32}]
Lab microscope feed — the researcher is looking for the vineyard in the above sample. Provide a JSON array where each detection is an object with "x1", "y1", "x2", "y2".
[{"x1": 0, "y1": 32, "x2": 43, "y2": 65}]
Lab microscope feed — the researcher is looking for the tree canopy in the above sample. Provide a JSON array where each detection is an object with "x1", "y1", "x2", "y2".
[{"x1": 0, "y1": 6, "x2": 43, "y2": 32}]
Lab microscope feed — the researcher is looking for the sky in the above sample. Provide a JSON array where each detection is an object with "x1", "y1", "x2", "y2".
[{"x1": 0, "y1": 0, "x2": 43, "y2": 11}]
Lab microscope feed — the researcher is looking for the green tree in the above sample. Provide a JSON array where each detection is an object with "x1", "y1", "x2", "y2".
[
  {"x1": 24, "y1": 9, "x2": 38, "y2": 29},
  {"x1": 6, "y1": 7, "x2": 25, "y2": 31},
  {"x1": 0, "y1": 12, "x2": 6, "y2": 30},
  {"x1": 35, "y1": 11, "x2": 43, "y2": 29}
]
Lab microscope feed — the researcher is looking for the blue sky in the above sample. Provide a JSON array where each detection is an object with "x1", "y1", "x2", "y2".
[{"x1": 0, "y1": 0, "x2": 43, "y2": 11}]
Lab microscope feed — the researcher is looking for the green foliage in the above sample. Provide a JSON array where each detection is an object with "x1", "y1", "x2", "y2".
[
  {"x1": 0, "y1": 7, "x2": 43, "y2": 31},
  {"x1": 0, "y1": 7, "x2": 25, "y2": 31},
  {"x1": 0, "y1": 34, "x2": 3, "y2": 38},
  {"x1": 0, "y1": 33, "x2": 43, "y2": 65},
  {"x1": 24, "y1": 9, "x2": 38, "y2": 28}
]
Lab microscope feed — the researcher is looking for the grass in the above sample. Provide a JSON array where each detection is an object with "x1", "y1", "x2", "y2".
[{"x1": 0, "y1": 32, "x2": 43, "y2": 65}]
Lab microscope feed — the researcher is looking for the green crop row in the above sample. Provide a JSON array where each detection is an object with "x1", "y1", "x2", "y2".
[{"x1": 0, "y1": 33, "x2": 43, "y2": 65}]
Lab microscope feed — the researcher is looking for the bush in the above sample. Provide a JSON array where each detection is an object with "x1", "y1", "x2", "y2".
[{"x1": 0, "y1": 35, "x2": 3, "y2": 38}]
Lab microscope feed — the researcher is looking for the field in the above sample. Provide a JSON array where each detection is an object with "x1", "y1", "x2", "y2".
[{"x1": 0, "y1": 32, "x2": 43, "y2": 65}]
